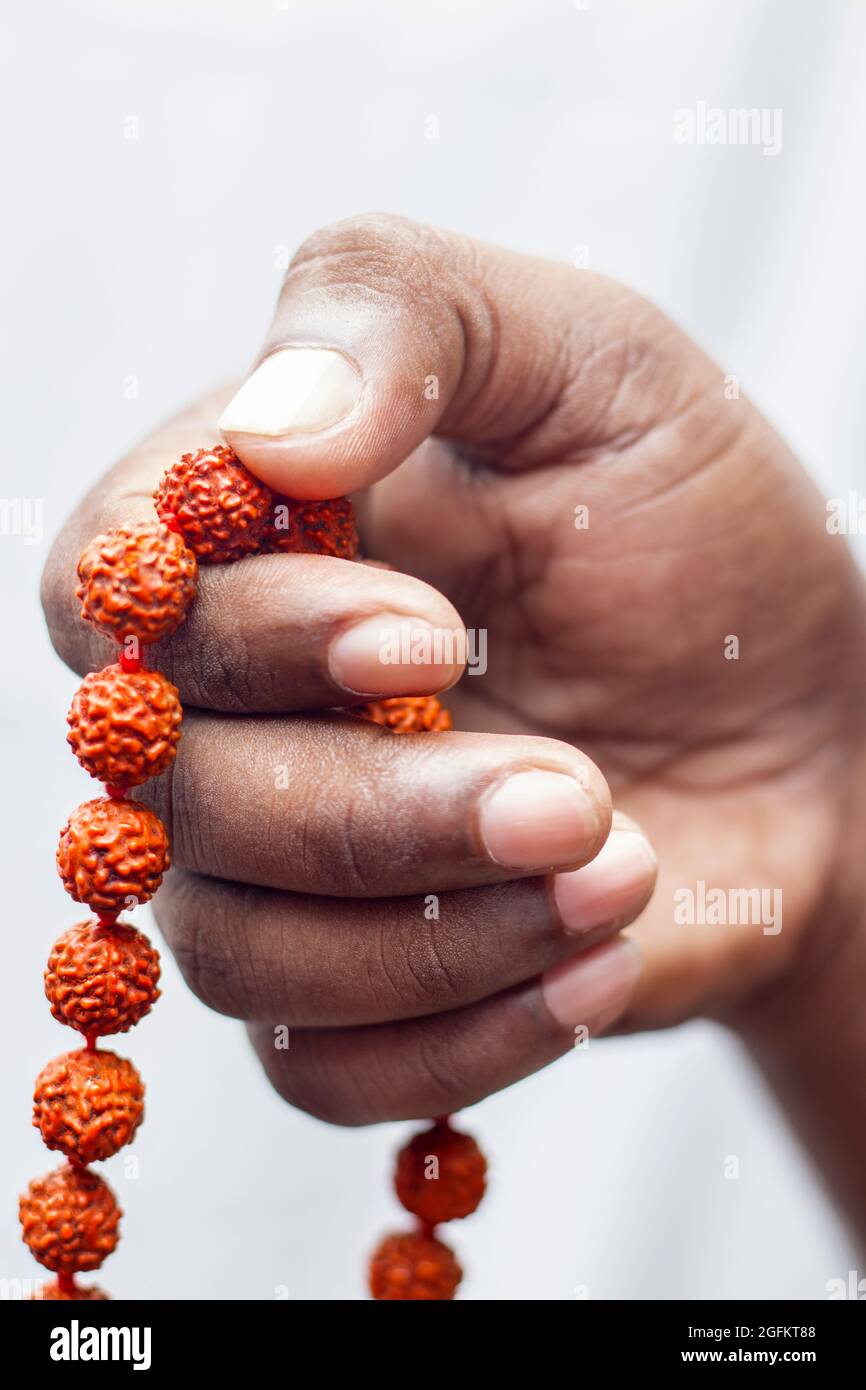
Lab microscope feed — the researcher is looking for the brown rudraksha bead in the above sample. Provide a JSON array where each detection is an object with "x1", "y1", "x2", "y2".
[
  {"x1": 20, "y1": 1165, "x2": 121, "y2": 1275},
  {"x1": 263, "y1": 494, "x2": 359, "y2": 559},
  {"x1": 56, "y1": 797, "x2": 169, "y2": 914},
  {"x1": 358, "y1": 695, "x2": 453, "y2": 733},
  {"x1": 395, "y1": 1120, "x2": 487, "y2": 1224},
  {"x1": 67, "y1": 663, "x2": 182, "y2": 788},
  {"x1": 45, "y1": 920, "x2": 161, "y2": 1037},
  {"x1": 369, "y1": 1230, "x2": 462, "y2": 1301},
  {"x1": 154, "y1": 445, "x2": 273, "y2": 563}
]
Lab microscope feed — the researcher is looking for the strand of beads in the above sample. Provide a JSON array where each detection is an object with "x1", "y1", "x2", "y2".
[
  {"x1": 20, "y1": 520, "x2": 194, "y2": 1298},
  {"x1": 21, "y1": 442, "x2": 482, "y2": 1300},
  {"x1": 368, "y1": 1119, "x2": 488, "y2": 1301},
  {"x1": 360, "y1": 701, "x2": 490, "y2": 1298}
]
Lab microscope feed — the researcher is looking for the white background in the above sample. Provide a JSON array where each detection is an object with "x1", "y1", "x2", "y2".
[{"x1": 1, "y1": 0, "x2": 863, "y2": 1299}]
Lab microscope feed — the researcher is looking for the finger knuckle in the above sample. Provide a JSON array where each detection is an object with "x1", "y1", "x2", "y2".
[
  {"x1": 153, "y1": 881, "x2": 253, "y2": 1020},
  {"x1": 291, "y1": 211, "x2": 424, "y2": 272},
  {"x1": 377, "y1": 918, "x2": 466, "y2": 1015},
  {"x1": 267, "y1": 1067, "x2": 370, "y2": 1128},
  {"x1": 154, "y1": 569, "x2": 261, "y2": 713},
  {"x1": 296, "y1": 772, "x2": 386, "y2": 898},
  {"x1": 286, "y1": 212, "x2": 469, "y2": 309}
]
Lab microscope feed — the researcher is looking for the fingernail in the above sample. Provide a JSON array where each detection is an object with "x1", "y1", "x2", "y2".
[
  {"x1": 553, "y1": 825, "x2": 656, "y2": 934},
  {"x1": 479, "y1": 770, "x2": 601, "y2": 870},
  {"x1": 542, "y1": 938, "x2": 641, "y2": 1028},
  {"x1": 218, "y1": 347, "x2": 361, "y2": 438},
  {"x1": 328, "y1": 613, "x2": 464, "y2": 696}
]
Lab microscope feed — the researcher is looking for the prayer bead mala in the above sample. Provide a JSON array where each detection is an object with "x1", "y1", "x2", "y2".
[{"x1": 20, "y1": 445, "x2": 485, "y2": 1300}]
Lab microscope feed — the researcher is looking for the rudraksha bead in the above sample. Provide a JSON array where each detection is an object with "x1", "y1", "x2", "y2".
[
  {"x1": 20, "y1": 1166, "x2": 121, "y2": 1275},
  {"x1": 67, "y1": 663, "x2": 182, "y2": 788},
  {"x1": 45, "y1": 920, "x2": 161, "y2": 1037},
  {"x1": 369, "y1": 1230, "x2": 462, "y2": 1301},
  {"x1": 358, "y1": 695, "x2": 453, "y2": 733},
  {"x1": 264, "y1": 495, "x2": 359, "y2": 559},
  {"x1": 154, "y1": 445, "x2": 273, "y2": 562},
  {"x1": 33, "y1": 1049, "x2": 144, "y2": 1165},
  {"x1": 76, "y1": 521, "x2": 198, "y2": 644},
  {"x1": 395, "y1": 1121, "x2": 487, "y2": 1224},
  {"x1": 56, "y1": 797, "x2": 169, "y2": 914}
]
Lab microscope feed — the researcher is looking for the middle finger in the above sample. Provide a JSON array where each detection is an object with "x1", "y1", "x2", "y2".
[
  {"x1": 154, "y1": 814, "x2": 656, "y2": 1026},
  {"x1": 138, "y1": 712, "x2": 613, "y2": 896}
]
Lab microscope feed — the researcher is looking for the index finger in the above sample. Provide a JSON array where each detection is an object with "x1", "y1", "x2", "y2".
[{"x1": 41, "y1": 395, "x2": 467, "y2": 713}]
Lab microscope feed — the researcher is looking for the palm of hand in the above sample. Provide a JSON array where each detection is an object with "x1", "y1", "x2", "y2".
[{"x1": 366, "y1": 387, "x2": 866, "y2": 1026}]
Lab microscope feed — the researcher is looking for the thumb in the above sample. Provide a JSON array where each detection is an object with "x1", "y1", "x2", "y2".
[{"x1": 219, "y1": 213, "x2": 700, "y2": 500}]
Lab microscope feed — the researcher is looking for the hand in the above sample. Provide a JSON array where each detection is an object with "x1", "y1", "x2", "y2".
[
  {"x1": 216, "y1": 215, "x2": 866, "y2": 1030},
  {"x1": 43, "y1": 215, "x2": 866, "y2": 1147},
  {"x1": 42, "y1": 412, "x2": 655, "y2": 1126}
]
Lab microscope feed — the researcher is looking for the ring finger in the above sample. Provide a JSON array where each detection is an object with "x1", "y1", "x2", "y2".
[
  {"x1": 249, "y1": 936, "x2": 642, "y2": 1125},
  {"x1": 154, "y1": 813, "x2": 656, "y2": 1026}
]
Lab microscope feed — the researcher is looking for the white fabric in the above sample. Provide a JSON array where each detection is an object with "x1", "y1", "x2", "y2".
[{"x1": 1, "y1": 0, "x2": 861, "y2": 1298}]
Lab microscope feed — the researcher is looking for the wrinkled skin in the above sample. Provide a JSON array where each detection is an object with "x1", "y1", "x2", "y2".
[{"x1": 42, "y1": 218, "x2": 866, "y2": 1179}]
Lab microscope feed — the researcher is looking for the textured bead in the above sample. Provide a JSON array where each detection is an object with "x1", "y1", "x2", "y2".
[
  {"x1": 395, "y1": 1121, "x2": 487, "y2": 1224},
  {"x1": 67, "y1": 663, "x2": 182, "y2": 788},
  {"x1": 33, "y1": 1049, "x2": 144, "y2": 1164},
  {"x1": 76, "y1": 521, "x2": 198, "y2": 644},
  {"x1": 45, "y1": 921, "x2": 160, "y2": 1037},
  {"x1": 154, "y1": 445, "x2": 273, "y2": 562},
  {"x1": 358, "y1": 695, "x2": 453, "y2": 733},
  {"x1": 29, "y1": 1281, "x2": 109, "y2": 1301},
  {"x1": 57, "y1": 798, "x2": 169, "y2": 914},
  {"x1": 20, "y1": 1166, "x2": 121, "y2": 1274},
  {"x1": 264, "y1": 495, "x2": 359, "y2": 559},
  {"x1": 369, "y1": 1231, "x2": 462, "y2": 1301}
]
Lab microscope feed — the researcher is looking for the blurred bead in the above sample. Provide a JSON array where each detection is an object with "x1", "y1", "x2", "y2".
[
  {"x1": 76, "y1": 521, "x2": 197, "y2": 644},
  {"x1": 154, "y1": 445, "x2": 273, "y2": 563},
  {"x1": 67, "y1": 663, "x2": 182, "y2": 788},
  {"x1": 264, "y1": 494, "x2": 359, "y2": 558},
  {"x1": 369, "y1": 1230, "x2": 462, "y2": 1300},
  {"x1": 20, "y1": 1165, "x2": 121, "y2": 1275},
  {"x1": 56, "y1": 798, "x2": 169, "y2": 914},
  {"x1": 45, "y1": 920, "x2": 160, "y2": 1037},
  {"x1": 358, "y1": 695, "x2": 452, "y2": 733},
  {"x1": 395, "y1": 1120, "x2": 487, "y2": 1224}
]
